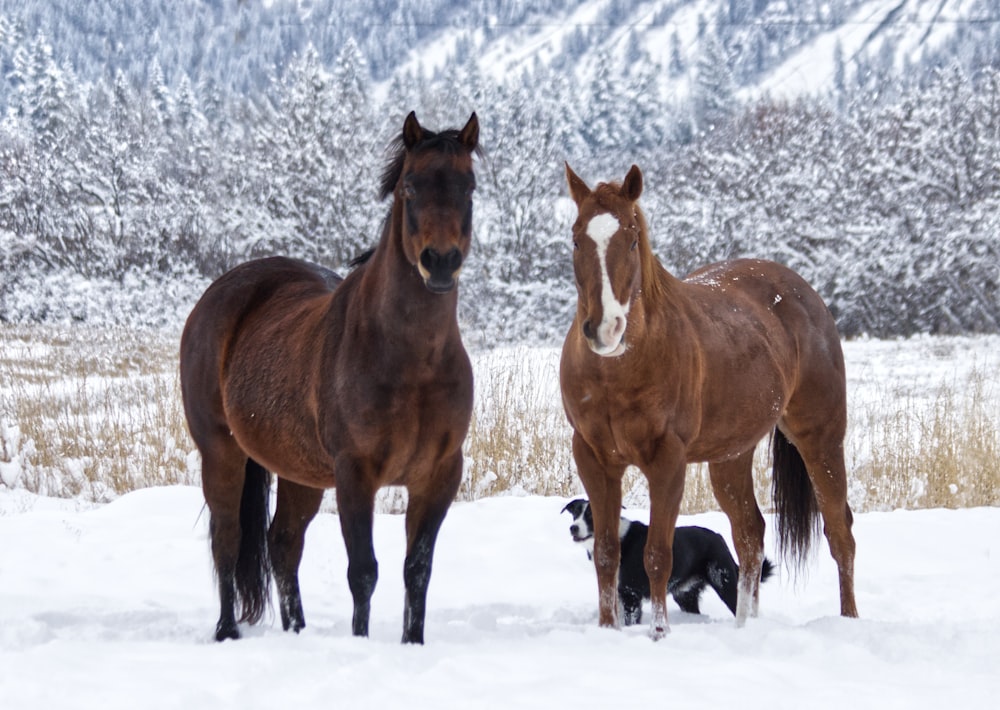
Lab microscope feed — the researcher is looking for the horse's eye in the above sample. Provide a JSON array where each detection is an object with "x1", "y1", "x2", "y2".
[
  {"x1": 573, "y1": 240, "x2": 579, "y2": 250},
  {"x1": 403, "y1": 184, "x2": 416, "y2": 200},
  {"x1": 630, "y1": 240, "x2": 638, "y2": 252}
]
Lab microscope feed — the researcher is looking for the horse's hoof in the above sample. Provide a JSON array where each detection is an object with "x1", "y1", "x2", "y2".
[
  {"x1": 215, "y1": 622, "x2": 240, "y2": 642},
  {"x1": 281, "y1": 613, "x2": 305, "y2": 634},
  {"x1": 648, "y1": 624, "x2": 669, "y2": 641}
]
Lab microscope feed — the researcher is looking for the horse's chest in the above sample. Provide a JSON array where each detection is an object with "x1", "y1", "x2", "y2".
[
  {"x1": 567, "y1": 381, "x2": 670, "y2": 465},
  {"x1": 337, "y1": 365, "x2": 473, "y2": 480}
]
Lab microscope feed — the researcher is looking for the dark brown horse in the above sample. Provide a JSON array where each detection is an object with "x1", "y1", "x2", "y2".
[
  {"x1": 180, "y1": 112, "x2": 479, "y2": 643},
  {"x1": 560, "y1": 163, "x2": 858, "y2": 638}
]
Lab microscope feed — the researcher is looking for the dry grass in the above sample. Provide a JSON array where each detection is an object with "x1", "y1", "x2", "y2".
[
  {"x1": 848, "y1": 366, "x2": 1000, "y2": 510},
  {"x1": 2, "y1": 325, "x2": 997, "y2": 512},
  {"x1": 0, "y1": 325, "x2": 194, "y2": 501},
  {"x1": 461, "y1": 349, "x2": 576, "y2": 500}
]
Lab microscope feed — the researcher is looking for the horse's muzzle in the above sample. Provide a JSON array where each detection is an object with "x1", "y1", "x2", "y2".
[
  {"x1": 419, "y1": 247, "x2": 463, "y2": 293},
  {"x1": 582, "y1": 316, "x2": 627, "y2": 357}
]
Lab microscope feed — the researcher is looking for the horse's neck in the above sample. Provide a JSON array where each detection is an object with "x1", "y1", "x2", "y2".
[{"x1": 632, "y1": 257, "x2": 686, "y2": 338}]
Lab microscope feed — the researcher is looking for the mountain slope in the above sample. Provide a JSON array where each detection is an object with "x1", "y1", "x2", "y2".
[{"x1": 388, "y1": 0, "x2": 995, "y2": 99}]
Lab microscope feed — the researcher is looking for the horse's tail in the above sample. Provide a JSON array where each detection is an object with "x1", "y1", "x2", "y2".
[
  {"x1": 235, "y1": 458, "x2": 272, "y2": 624},
  {"x1": 771, "y1": 428, "x2": 821, "y2": 573}
]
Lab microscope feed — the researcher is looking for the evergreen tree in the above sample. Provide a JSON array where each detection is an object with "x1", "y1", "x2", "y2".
[
  {"x1": 582, "y1": 49, "x2": 630, "y2": 158},
  {"x1": 11, "y1": 33, "x2": 76, "y2": 150},
  {"x1": 668, "y1": 30, "x2": 685, "y2": 78},
  {"x1": 691, "y1": 28, "x2": 736, "y2": 133}
]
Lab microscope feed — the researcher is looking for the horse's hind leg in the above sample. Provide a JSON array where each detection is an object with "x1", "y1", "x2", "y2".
[
  {"x1": 709, "y1": 450, "x2": 765, "y2": 625},
  {"x1": 792, "y1": 434, "x2": 858, "y2": 618},
  {"x1": 401, "y1": 454, "x2": 464, "y2": 644},
  {"x1": 269, "y1": 478, "x2": 324, "y2": 633},
  {"x1": 200, "y1": 437, "x2": 255, "y2": 641}
]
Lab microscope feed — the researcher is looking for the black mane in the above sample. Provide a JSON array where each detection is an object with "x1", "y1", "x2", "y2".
[{"x1": 348, "y1": 247, "x2": 376, "y2": 268}]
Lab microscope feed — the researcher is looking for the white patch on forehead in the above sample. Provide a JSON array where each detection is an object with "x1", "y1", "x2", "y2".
[
  {"x1": 584, "y1": 212, "x2": 631, "y2": 356},
  {"x1": 586, "y1": 212, "x2": 620, "y2": 244}
]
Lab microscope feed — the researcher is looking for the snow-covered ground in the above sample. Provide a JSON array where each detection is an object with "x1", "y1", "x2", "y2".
[
  {"x1": 1, "y1": 333, "x2": 997, "y2": 707},
  {"x1": 1, "y1": 485, "x2": 997, "y2": 709}
]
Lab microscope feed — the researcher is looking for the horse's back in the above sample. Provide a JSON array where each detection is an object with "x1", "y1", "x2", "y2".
[
  {"x1": 680, "y1": 258, "x2": 846, "y2": 456},
  {"x1": 684, "y1": 258, "x2": 842, "y2": 363},
  {"x1": 180, "y1": 257, "x2": 343, "y2": 443}
]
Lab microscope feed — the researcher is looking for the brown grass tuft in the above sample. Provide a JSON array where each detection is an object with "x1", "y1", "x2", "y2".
[
  {"x1": 2, "y1": 326, "x2": 996, "y2": 513},
  {"x1": 0, "y1": 325, "x2": 195, "y2": 501}
]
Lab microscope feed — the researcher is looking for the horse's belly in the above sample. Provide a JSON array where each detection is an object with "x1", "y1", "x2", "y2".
[
  {"x1": 687, "y1": 392, "x2": 786, "y2": 463},
  {"x1": 571, "y1": 384, "x2": 782, "y2": 467},
  {"x1": 686, "y1": 425, "x2": 774, "y2": 463},
  {"x1": 229, "y1": 414, "x2": 337, "y2": 487}
]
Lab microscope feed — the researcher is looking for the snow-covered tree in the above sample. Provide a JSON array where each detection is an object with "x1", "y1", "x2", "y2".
[{"x1": 691, "y1": 28, "x2": 736, "y2": 133}]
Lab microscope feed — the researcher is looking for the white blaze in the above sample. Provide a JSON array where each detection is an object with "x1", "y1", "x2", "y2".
[{"x1": 586, "y1": 212, "x2": 630, "y2": 356}]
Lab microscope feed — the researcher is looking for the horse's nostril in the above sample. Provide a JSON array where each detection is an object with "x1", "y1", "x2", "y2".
[
  {"x1": 582, "y1": 320, "x2": 595, "y2": 340},
  {"x1": 420, "y1": 248, "x2": 462, "y2": 273},
  {"x1": 444, "y1": 247, "x2": 462, "y2": 271}
]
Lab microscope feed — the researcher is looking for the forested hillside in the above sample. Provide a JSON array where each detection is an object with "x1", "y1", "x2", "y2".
[{"x1": 1, "y1": 1, "x2": 998, "y2": 340}]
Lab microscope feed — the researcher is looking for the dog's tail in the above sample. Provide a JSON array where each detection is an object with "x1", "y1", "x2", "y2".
[
  {"x1": 760, "y1": 557, "x2": 775, "y2": 583},
  {"x1": 771, "y1": 427, "x2": 821, "y2": 574}
]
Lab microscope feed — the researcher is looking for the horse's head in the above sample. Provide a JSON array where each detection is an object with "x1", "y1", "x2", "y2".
[
  {"x1": 389, "y1": 111, "x2": 479, "y2": 294},
  {"x1": 565, "y1": 163, "x2": 646, "y2": 357}
]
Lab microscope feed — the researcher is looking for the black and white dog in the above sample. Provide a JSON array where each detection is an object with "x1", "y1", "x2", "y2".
[{"x1": 561, "y1": 498, "x2": 774, "y2": 624}]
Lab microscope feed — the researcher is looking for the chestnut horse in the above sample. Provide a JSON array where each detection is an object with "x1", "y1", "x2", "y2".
[
  {"x1": 180, "y1": 112, "x2": 479, "y2": 643},
  {"x1": 560, "y1": 163, "x2": 858, "y2": 638}
]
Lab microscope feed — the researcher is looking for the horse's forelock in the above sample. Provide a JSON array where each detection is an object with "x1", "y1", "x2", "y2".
[
  {"x1": 591, "y1": 181, "x2": 623, "y2": 207},
  {"x1": 378, "y1": 126, "x2": 482, "y2": 201}
]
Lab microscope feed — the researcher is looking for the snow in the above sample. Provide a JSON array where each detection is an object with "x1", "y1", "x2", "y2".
[{"x1": 1, "y1": 485, "x2": 997, "y2": 708}]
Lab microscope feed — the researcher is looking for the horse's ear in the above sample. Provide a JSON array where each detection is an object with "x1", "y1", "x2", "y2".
[
  {"x1": 565, "y1": 163, "x2": 591, "y2": 206},
  {"x1": 403, "y1": 111, "x2": 424, "y2": 150},
  {"x1": 459, "y1": 112, "x2": 479, "y2": 151},
  {"x1": 622, "y1": 164, "x2": 643, "y2": 202}
]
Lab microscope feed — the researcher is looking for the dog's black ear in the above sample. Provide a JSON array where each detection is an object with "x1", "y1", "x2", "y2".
[{"x1": 562, "y1": 498, "x2": 586, "y2": 515}]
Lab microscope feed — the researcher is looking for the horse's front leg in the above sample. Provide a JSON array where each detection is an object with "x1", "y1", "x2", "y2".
[
  {"x1": 335, "y1": 458, "x2": 379, "y2": 637},
  {"x1": 401, "y1": 453, "x2": 463, "y2": 644},
  {"x1": 572, "y1": 433, "x2": 626, "y2": 629},
  {"x1": 643, "y1": 443, "x2": 687, "y2": 640}
]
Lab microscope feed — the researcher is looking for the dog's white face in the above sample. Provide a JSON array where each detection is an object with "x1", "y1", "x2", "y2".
[
  {"x1": 562, "y1": 499, "x2": 629, "y2": 559},
  {"x1": 564, "y1": 500, "x2": 596, "y2": 555}
]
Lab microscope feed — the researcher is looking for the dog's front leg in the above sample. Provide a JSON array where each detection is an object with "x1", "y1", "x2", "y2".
[{"x1": 621, "y1": 588, "x2": 643, "y2": 625}]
